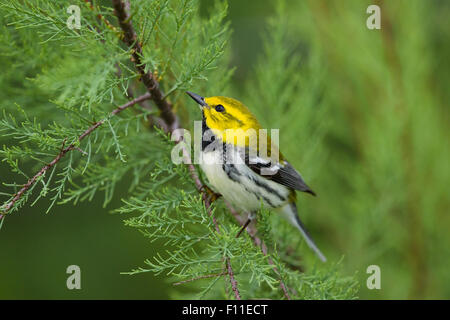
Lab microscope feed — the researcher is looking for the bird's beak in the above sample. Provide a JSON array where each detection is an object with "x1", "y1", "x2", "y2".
[{"x1": 186, "y1": 91, "x2": 209, "y2": 109}]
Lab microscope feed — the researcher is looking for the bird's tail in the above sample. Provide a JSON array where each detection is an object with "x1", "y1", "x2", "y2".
[{"x1": 277, "y1": 202, "x2": 327, "y2": 262}]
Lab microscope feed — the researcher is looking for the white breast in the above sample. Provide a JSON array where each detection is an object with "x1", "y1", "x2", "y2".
[{"x1": 200, "y1": 146, "x2": 290, "y2": 213}]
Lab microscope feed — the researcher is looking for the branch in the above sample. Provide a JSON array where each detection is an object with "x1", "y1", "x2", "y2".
[
  {"x1": 83, "y1": 0, "x2": 120, "y2": 35},
  {"x1": 226, "y1": 202, "x2": 291, "y2": 300},
  {"x1": 169, "y1": 131, "x2": 241, "y2": 298},
  {"x1": 1, "y1": 93, "x2": 152, "y2": 216},
  {"x1": 116, "y1": 63, "x2": 169, "y2": 132},
  {"x1": 111, "y1": 2, "x2": 273, "y2": 297},
  {"x1": 3, "y1": 0, "x2": 269, "y2": 300},
  {"x1": 112, "y1": 0, "x2": 178, "y2": 131},
  {"x1": 111, "y1": 0, "x2": 239, "y2": 298},
  {"x1": 226, "y1": 258, "x2": 241, "y2": 300}
]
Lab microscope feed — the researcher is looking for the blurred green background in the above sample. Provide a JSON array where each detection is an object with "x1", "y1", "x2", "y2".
[{"x1": 1, "y1": 0, "x2": 449, "y2": 299}]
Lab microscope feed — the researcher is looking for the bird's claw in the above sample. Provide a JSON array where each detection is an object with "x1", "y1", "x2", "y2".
[{"x1": 199, "y1": 185, "x2": 222, "y2": 204}]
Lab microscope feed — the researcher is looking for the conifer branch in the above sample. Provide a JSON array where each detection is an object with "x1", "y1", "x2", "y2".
[
  {"x1": 173, "y1": 133, "x2": 239, "y2": 296},
  {"x1": 84, "y1": 0, "x2": 119, "y2": 35},
  {"x1": 1, "y1": 1, "x2": 284, "y2": 299},
  {"x1": 226, "y1": 258, "x2": 241, "y2": 300},
  {"x1": 0, "y1": 0, "x2": 362, "y2": 300},
  {"x1": 177, "y1": 137, "x2": 238, "y2": 297},
  {"x1": 187, "y1": 162, "x2": 238, "y2": 297},
  {"x1": 226, "y1": 202, "x2": 291, "y2": 299},
  {"x1": 111, "y1": 0, "x2": 239, "y2": 296},
  {"x1": 1, "y1": 93, "x2": 152, "y2": 216},
  {"x1": 112, "y1": 0, "x2": 178, "y2": 131}
]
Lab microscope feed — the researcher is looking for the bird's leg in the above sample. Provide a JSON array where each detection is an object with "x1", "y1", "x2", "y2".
[
  {"x1": 199, "y1": 184, "x2": 222, "y2": 204},
  {"x1": 236, "y1": 212, "x2": 256, "y2": 238}
]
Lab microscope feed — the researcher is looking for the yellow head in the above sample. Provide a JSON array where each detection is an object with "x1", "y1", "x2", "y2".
[
  {"x1": 186, "y1": 91, "x2": 262, "y2": 147},
  {"x1": 186, "y1": 91, "x2": 277, "y2": 157},
  {"x1": 186, "y1": 92, "x2": 262, "y2": 132}
]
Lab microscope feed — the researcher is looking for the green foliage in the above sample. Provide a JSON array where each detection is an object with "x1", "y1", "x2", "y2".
[
  {"x1": 18, "y1": 0, "x2": 450, "y2": 300},
  {"x1": 0, "y1": 0, "x2": 229, "y2": 215},
  {"x1": 249, "y1": 0, "x2": 449, "y2": 299},
  {"x1": 118, "y1": 151, "x2": 357, "y2": 299}
]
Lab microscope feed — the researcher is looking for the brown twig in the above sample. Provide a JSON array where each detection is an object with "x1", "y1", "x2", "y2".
[
  {"x1": 172, "y1": 132, "x2": 237, "y2": 297},
  {"x1": 1, "y1": 93, "x2": 152, "y2": 216},
  {"x1": 170, "y1": 132, "x2": 238, "y2": 297},
  {"x1": 83, "y1": 0, "x2": 119, "y2": 34},
  {"x1": 226, "y1": 258, "x2": 241, "y2": 300},
  {"x1": 225, "y1": 202, "x2": 291, "y2": 300},
  {"x1": 183, "y1": 150, "x2": 237, "y2": 297},
  {"x1": 111, "y1": 0, "x2": 178, "y2": 131},
  {"x1": 3, "y1": 1, "x2": 276, "y2": 301},
  {"x1": 111, "y1": 0, "x2": 238, "y2": 298},
  {"x1": 116, "y1": 62, "x2": 169, "y2": 132}
]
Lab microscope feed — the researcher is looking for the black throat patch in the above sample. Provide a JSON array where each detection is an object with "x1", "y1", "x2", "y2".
[{"x1": 202, "y1": 113, "x2": 215, "y2": 151}]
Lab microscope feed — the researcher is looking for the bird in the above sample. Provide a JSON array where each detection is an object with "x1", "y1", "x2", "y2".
[{"x1": 186, "y1": 91, "x2": 326, "y2": 262}]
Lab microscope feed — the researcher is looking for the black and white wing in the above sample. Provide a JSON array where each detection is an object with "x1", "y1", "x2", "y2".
[{"x1": 245, "y1": 152, "x2": 316, "y2": 196}]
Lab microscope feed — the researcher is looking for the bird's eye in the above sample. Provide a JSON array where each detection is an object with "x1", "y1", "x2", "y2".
[{"x1": 215, "y1": 104, "x2": 225, "y2": 112}]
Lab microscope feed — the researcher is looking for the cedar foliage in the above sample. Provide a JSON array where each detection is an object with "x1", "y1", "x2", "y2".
[
  {"x1": 0, "y1": 0, "x2": 358, "y2": 299},
  {"x1": 3, "y1": 0, "x2": 447, "y2": 299}
]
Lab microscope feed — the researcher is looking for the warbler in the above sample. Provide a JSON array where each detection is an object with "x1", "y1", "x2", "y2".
[{"x1": 186, "y1": 91, "x2": 326, "y2": 262}]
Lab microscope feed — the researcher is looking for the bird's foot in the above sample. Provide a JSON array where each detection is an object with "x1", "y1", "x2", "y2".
[
  {"x1": 199, "y1": 185, "x2": 222, "y2": 204},
  {"x1": 236, "y1": 212, "x2": 256, "y2": 238}
]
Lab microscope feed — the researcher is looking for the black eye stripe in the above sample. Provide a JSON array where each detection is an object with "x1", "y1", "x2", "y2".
[{"x1": 215, "y1": 104, "x2": 225, "y2": 112}]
